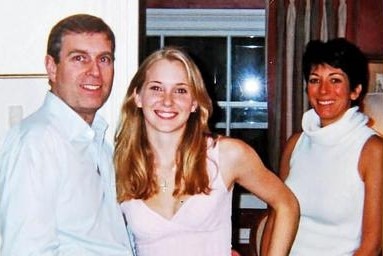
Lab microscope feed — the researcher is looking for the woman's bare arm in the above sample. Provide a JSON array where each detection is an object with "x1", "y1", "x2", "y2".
[
  {"x1": 219, "y1": 137, "x2": 300, "y2": 256},
  {"x1": 260, "y1": 133, "x2": 301, "y2": 255},
  {"x1": 354, "y1": 135, "x2": 383, "y2": 256}
]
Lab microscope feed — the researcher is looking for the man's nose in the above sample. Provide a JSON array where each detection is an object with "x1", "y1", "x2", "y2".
[{"x1": 86, "y1": 60, "x2": 101, "y2": 77}]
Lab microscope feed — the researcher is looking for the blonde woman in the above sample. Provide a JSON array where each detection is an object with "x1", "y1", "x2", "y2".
[{"x1": 114, "y1": 47, "x2": 299, "y2": 256}]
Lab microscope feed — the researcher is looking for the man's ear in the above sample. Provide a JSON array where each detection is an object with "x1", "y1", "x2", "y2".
[
  {"x1": 350, "y1": 84, "x2": 362, "y2": 101},
  {"x1": 134, "y1": 88, "x2": 142, "y2": 108},
  {"x1": 45, "y1": 55, "x2": 57, "y2": 84}
]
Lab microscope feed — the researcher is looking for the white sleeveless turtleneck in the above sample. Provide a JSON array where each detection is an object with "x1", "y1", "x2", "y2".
[{"x1": 285, "y1": 107, "x2": 375, "y2": 255}]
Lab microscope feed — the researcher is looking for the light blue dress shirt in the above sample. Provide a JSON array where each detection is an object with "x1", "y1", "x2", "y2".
[{"x1": 0, "y1": 92, "x2": 134, "y2": 255}]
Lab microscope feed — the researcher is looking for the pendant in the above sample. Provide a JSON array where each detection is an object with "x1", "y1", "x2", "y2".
[
  {"x1": 159, "y1": 179, "x2": 168, "y2": 192},
  {"x1": 158, "y1": 165, "x2": 176, "y2": 192}
]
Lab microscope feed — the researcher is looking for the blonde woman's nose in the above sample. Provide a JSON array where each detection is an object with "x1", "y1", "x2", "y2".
[{"x1": 162, "y1": 91, "x2": 174, "y2": 106}]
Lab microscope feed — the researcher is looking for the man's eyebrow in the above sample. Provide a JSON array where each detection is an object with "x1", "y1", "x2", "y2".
[
  {"x1": 67, "y1": 49, "x2": 87, "y2": 56},
  {"x1": 67, "y1": 50, "x2": 113, "y2": 56},
  {"x1": 99, "y1": 51, "x2": 115, "y2": 58},
  {"x1": 66, "y1": 50, "x2": 114, "y2": 60}
]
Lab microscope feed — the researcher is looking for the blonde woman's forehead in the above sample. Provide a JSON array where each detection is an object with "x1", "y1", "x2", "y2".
[{"x1": 145, "y1": 59, "x2": 187, "y2": 80}]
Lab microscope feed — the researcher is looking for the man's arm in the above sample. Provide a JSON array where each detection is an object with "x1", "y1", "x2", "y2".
[{"x1": 0, "y1": 132, "x2": 59, "y2": 255}]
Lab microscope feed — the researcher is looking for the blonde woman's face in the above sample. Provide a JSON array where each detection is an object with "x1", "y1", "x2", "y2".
[{"x1": 134, "y1": 59, "x2": 198, "y2": 136}]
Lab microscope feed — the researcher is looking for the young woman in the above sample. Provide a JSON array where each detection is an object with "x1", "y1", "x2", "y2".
[
  {"x1": 114, "y1": 47, "x2": 299, "y2": 256},
  {"x1": 263, "y1": 38, "x2": 383, "y2": 256}
]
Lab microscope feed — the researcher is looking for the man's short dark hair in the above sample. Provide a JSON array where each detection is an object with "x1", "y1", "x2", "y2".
[{"x1": 47, "y1": 14, "x2": 115, "y2": 63}]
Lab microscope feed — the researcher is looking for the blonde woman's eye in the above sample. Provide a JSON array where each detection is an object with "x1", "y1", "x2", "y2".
[
  {"x1": 149, "y1": 85, "x2": 162, "y2": 91},
  {"x1": 175, "y1": 88, "x2": 188, "y2": 94}
]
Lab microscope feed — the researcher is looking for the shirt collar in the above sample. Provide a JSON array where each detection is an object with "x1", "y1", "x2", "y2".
[{"x1": 43, "y1": 91, "x2": 108, "y2": 143}]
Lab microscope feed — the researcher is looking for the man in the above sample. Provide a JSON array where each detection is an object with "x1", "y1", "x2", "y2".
[{"x1": 0, "y1": 14, "x2": 134, "y2": 255}]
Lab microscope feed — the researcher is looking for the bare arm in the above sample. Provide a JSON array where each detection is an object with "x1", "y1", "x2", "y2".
[
  {"x1": 354, "y1": 135, "x2": 383, "y2": 256},
  {"x1": 261, "y1": 133, "x2": 301, "y2": 256},
  {"x1": 219, "y1": 137, "x2": 299, "y2": 256}
]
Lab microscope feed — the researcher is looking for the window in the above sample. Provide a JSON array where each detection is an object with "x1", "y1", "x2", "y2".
[{"x1": 145, "y1": 8, "x2": 268, "y2": 162}]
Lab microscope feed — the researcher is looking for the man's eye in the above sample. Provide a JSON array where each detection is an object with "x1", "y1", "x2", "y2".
[
  {"x1": 100, "y1": 56, "x2": 113, "y2": 64},
  {"x1": 72, "y1": 55, "x2": 86, "y2": 62}
]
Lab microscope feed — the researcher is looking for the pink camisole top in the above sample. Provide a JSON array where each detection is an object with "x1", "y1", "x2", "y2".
[{"x1": 120, "y1": 139, "x2": 233, "y2": 256}]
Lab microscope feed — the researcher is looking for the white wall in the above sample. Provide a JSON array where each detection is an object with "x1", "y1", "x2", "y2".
[
  {"x1": 0, "y1": 77, "x2": 49, "y2": 143},
  {"x1": 0, "y1": 0, "x2": 139, "y2": 143}
]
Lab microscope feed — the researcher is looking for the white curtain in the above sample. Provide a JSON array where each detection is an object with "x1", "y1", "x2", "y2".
[
  {"x1": 320, "y1": 0, "x2": 328, "y2": 41},
  {"x1": 338, "y1": 0, "x2": 347, "y2": 37},
  {"x1": 303, "y1": 0, "x2": 312, "y2": 113},
  {"x1": 285, "y1": 0, "x2": 296, "y2": 138}
]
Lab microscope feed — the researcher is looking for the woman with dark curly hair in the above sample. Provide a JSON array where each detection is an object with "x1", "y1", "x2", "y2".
[{"x1": 263, "y1": 38, "x2": 383, "y2": 255}]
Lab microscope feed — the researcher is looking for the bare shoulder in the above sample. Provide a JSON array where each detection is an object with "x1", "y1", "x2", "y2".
[
  {"x1": 285, "y1": 132, "x2": 302, "y2": 150},
  {"x1": 280, "y1": 132, "x2": 302, "y2": 162},
  {"x1": 217, "y1": 136, "x2": 267, "y2": 187},
  {"x1": 218, "y1": 136, "x2": 256, "y2": 162},
  {"x1": 359, "y1": 134, "x2": 383, "y2": 180},
  {"x1": 279, "y1": 132, "x2": 302, "y2": 180},
  {"x1": 217, "y1": 136, "x2": 264, "y2": 172},
  {"x1": 362, "y1": 134, "x2": 383, "y2": 158},
  {"x1": 366, "y1": 134, "x2": 383, "y2": 146}
]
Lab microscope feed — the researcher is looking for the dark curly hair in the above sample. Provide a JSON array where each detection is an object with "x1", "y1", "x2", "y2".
[{"x1": 302, "y1": 38, "x2": 369, "y2": 107}]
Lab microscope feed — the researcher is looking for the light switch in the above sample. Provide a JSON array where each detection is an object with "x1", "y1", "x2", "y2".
[{"x1": 8, "y1": 105, "x2": 23, "y2": 127}]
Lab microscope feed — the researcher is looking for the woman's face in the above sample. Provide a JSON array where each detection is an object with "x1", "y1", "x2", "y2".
[
  {"x1": 307, "y1": 64, "x2": 361, "y2": 127},
  {"x1": 134, "y1": 59, "x2": 197, "y2": 136}
]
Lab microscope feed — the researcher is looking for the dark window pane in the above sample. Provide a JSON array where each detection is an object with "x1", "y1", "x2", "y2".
[
  {"x1": 213, "y1": 106, "x2": 226, "y2": 123},
  {"x1": 231, "y1": 107, "x2": 268, "y2": 123},
  {"x1": 145, "y1": 36, "x2": 161, "y2": 56},
  {"x1": 231, "y1": 37, "x2": 265, "y2": 102},
  {"x1": 164, "y1": 37, "x2": 227, "y2": 102}
]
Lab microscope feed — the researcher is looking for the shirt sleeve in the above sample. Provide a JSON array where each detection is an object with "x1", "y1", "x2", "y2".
[{"x1": 0, "y1": 129, "x2": 60, "y2": 255}]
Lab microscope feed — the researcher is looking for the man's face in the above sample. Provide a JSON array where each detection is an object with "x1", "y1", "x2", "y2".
[{"x1": 45, "y1": 32, "x2": 114, "y2": 124}]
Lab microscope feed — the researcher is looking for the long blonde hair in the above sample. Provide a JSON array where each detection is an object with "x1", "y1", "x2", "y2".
[{"x1": 114, "y1": 47, "x2": 214, "y2": 202}]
